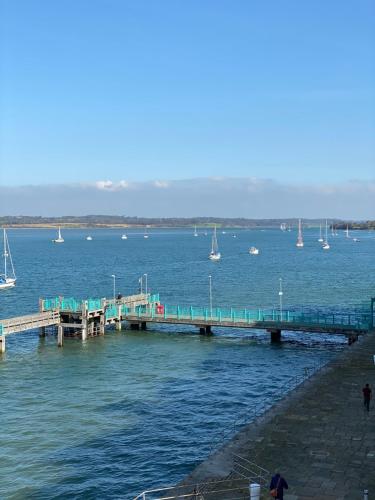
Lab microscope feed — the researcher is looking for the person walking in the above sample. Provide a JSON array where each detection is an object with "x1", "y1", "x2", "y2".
[
  {"x1": 362, "y1": 383, "x2": 372, "y2": 412},
  {"x1": 269, "y1": 472, "x2": 288, "y2": 499}
]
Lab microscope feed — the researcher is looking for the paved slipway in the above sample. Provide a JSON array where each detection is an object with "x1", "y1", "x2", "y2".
[{"x1": 181, "y1": 333, "x2": 375, "y2": 499}]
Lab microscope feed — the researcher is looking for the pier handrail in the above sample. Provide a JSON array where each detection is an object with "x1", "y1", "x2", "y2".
[{"x1": 124, "y1": 303, "x2": 372, "y2": 331}]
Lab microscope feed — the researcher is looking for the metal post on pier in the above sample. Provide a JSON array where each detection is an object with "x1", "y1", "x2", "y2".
[
  {"x1": 279, "y1": 277, "x2": 283, "y2": 321},
  {"x1": 0, "y1": 334, "x2": 5, "y2": 353},
  {"x1": 81, "y1": 301, "x2": 88, "y2": 341},
  {"x1": 209, "y1": 275, "x2": 212, "y2": 318}
]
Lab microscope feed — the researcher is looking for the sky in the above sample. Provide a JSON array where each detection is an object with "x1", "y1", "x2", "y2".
[{"x1": 0, "y1": 0, "x2": 374, "y2": 216}]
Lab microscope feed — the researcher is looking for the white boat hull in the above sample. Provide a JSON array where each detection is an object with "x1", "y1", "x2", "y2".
[
  {"x1": 0, "y1": 277, "x2": 16, "y2": 289},
  {"x1": 209, "y1": 253, "x2": 221, "y2": 261}
]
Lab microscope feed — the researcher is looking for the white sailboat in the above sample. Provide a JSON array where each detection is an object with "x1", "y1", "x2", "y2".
[
  {"x1": 121, "y1": 234, "x2": 128, "y2": 240},
  {"x1": 322, "y1": 220, "x2": 330, "y2": 250},
  {"x1": 209, "y1": 225, "x2": 221, "y2": 260},
  {"x1": 52, "y1": 227, "x2": 64, "y2": 243},
  {"x1": 193, "y1": 226, "x2": 198, "y2": 237},
  {"x1": 143, "y1": 227, "x2": 149, "y2": 239},
  {"x1": 249, "y1": 246, "x2": 259, "y2": 255},
  {"x1": 296, "y1": 219, "x2": 304, "y2": 247},
  {"x1": 318, "y1": 223, "x2": 324, "y2": 243},
  {"x1": 345, "y1": 225, "x2": 350, "y2": 238},
  {"x1": 0, "y1": 229, "x2": 16, "y2": 289},
  {"x1": 280, "y1": 223, "x2": 287, "y2": 231}
]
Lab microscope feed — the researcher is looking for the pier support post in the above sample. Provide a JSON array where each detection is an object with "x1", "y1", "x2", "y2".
[
  {"x1": 99, "y1": 313, "x2": 105, "y2": 335},
  {"x1": 199, "y1": 326, "x2": 212, "y2": 335},
  {"x1": 141, "y1": 322, "x2": 147, "y2": 330},
  {"x1": 115, "y1": 320, "x2": 122, "y2": 331},
  {"x1": 57, "y1": 325, "x2": 64, "y2": 347},
  {"x1": 81, "y1": 302, "x2": 87, "y2": 341},
  {"x1": 39, "y1": 326, "x2": 46, "y2": 337},
  {"x1": 130, "y1": 322, "x2": 140, "y2": 330},
  {"x1": 269, "y1": 329, "x2": 281, "y2": 342},
  {"x1": 0, "y1": 335, "x2": 5, "y2": 353}
]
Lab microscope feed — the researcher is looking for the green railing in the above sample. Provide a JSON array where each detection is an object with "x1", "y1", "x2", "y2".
[
  {"x1": 123, "y1": 304, "x2": 372, "y2": 331},
  {"x1": 105, "y1": 305, "x2": 118, "y2": 319}
]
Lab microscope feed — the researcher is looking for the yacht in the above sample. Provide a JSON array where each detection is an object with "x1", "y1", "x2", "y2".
[
  {"x1": 121, "y1": 234, "x2": 128, "y2": 240},
  {"x1": 249, "y1": 246, "x2": 259, "y2": 255},
  {"x1": 0, "y1": 228, "x2": 16, "y2": 289},
  {"x1": 209, "y1": 225, "x2": 221, "y2": 261},
  {"x1": 52, "y1": 227, "x2": 64, "y2": 243}
]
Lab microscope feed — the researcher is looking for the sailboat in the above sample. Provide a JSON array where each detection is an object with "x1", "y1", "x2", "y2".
[
  {"x1": 193, "y1": 226, "x2": 198, "y2": 237},
  {"x1": 52, "y1": 227, "x2": 64, "y2": 243},
  {"x1": 121, "y1": 234, "x2": 128, "y2": 240},
  {"x1": 143, "y1": 227, "x2": 149, "y2": 239},
  {"x1": 322, "y1": 220, "x2": 330, "y2": 250},
  {"x1": 280, "y1": 223, "x2": 287, "y2": 231},
  {"x1": 318, "y1": 223, "x2": 324, "y2": 243},
  {"x1": 0, "y1": 229, "x2": 16, "y2": 289},
  {"x1": 296, "y1": 219, "x2": 304, "y2": 248},
  {"x1": 209, "y1": 225, "x2": 221, "y2": 260},
  {"x1": 345, "y1": 225, "x2": 350, "y2": 238}
]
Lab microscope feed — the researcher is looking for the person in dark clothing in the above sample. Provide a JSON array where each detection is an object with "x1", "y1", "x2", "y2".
[
  {"x1": 363, "y1": 384, "x2": 372, "y2": 412},
  {"x1": 269, "y1": 473, "x2": 288, "y2": 500}
]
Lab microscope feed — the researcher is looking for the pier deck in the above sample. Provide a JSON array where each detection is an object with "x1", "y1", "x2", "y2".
[{"x1": 1, "y1": 294, "x2": 373, "y2": 353}]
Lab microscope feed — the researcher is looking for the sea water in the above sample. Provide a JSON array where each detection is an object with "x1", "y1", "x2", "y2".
[{"x1": 0, "y1": 228, "x2": 374, "y2": 498}]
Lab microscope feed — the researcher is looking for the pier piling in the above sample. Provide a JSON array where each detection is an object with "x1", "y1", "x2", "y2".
[
  {"x1": 269, "y1": 329, "x2": 281, "y2": 342},
  {"x1": 57, "y1": 325, "x2": 64, "y2": 347},
  {"x1": 0, "y1": 335, "x2": 5, "y2": 353}
]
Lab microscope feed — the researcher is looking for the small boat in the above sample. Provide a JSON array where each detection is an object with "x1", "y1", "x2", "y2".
[
  {"x1": 353, "y1": 238, "x2": 360, "y2": 242},
  {"x1": 52, "y1": 227, "x2": 64, "y2": 243},
  {"x1": 144, "y1": 228, "x2": 149, "y2": 239},
  {"x1": 280, "y1": 223, "x2": 287, "y2": 231},
  {"x1": 318, "y1": 223, "x2": 324, "y2": 243},
  {"x1": 0, "y1": 228, "x2": 16, "y2": 289},
  {"x1": 322, "y1": 220, "x2": 330, "y2": 250},
  {"x1": 209, "y1": 225, "x2": 221, "y2": 261},
  {"x1": 193, "y1": 226, "x2": 198, "y2": 237},
  {"x1": 232, "y1": 234, "x2": 237, "y2": 238},
  {"x1": 345, "y1": 225, "x2": 350, "y2": 238},
  {"x1": 249, "y1": 246, "x2": 259, "y2": 255},
  {"x1": 121, "y1": 234, "x2": 128, "y2": 240},
  {"x1": 296, "y1": 219, "x2": 304, "y2": 248},
  {"x1": 86, "y1": 236, "x2": 93, "y2": 241},
  {"x1": 222, "y1": 230, "x2": 226, "y2": 234}
]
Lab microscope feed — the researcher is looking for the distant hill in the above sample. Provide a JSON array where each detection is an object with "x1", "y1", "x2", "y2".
[{"x1": 1, "y1": 215, "x2": 373, "y2": 229}]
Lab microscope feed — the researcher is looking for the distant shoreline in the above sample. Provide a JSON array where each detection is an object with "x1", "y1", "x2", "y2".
[{"x1": 0, "y1": 216, "x2": 374, "y2": 230}]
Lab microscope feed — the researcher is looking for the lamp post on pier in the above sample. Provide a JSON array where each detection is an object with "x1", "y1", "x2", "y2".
[
  {"x1": 279, "y1": 277, "x2": 283, "y2": 321},
  {"x1": 139, "y1": 276, "x2": 143, "y2": 294},
  {"x1": 111, "y1": 274, "x2": 116, "y2": 301},
  {"x1": 209, "y1": 275, "x2": 212, "y2": 318},
  {"x1": 144, "y1": 273, "x2": 148, "y2": 296}
]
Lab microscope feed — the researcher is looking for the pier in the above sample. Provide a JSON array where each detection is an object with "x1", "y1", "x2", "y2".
[{"x1": 0, "y1": 294, "x2": 374, "y2": 353}]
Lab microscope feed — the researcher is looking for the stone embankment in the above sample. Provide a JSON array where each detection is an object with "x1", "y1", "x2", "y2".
[{"x1": 182, "y1": 333, "x2": 375, "y2": 499}]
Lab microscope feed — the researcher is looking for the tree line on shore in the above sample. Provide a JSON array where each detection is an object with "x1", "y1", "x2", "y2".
[{"x1": 0, "y1": 215, "x2": 374, "y2": 229}]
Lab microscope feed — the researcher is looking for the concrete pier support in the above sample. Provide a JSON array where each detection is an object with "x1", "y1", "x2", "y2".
[
  {"x1": 130, "y1": 322, "x2": 140, "y2": 330},
  {"x1": 99, "y1": 314, "x2": 105, "y2": 335},
  {"x1": 199, "y1": 326, "x2": 212, "y2": 335},
  {"x1": 81, "y1": 302, "x2": 88, "y2": 341},
  {"x1": 115, "y1": 320, "x2": 122, "y2": 331},
  {"x1": 269, "y1": 328, "x2": 282, "y2": 342},
  {"x1": 57, "y1": 325, "x2": 64, "y2": 347},
  {"x1": 39, "y1": 326, "x2": 46, "y2": 337},
  {"x1": 141, "y1": 322, "x2": 147, "y2": 330},
  {"x1": 0, "y1": 336, "x2": 5, "y2": 353}
]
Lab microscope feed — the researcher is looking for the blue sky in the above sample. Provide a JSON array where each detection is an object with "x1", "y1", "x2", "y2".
[{"x1": 0, "y1": 1, "x2": 374, "y2": 215}]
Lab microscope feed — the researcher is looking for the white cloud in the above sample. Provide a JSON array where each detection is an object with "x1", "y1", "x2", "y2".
[
  {"x1": 153, "y1": 180, "x2": 169, "y2": 188},
  {"x1": 1, "y1": 177, "x2": 374, "y2": 218}
]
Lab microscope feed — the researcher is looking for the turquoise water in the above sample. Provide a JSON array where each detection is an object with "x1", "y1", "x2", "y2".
[{"x1": 0, "y1": 228, "x2": 374, "y2": 499}]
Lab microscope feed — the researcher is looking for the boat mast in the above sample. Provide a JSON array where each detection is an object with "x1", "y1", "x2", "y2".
[
  {"x1": 297, "y1": 219, "x2": 303, "y2": 246},
  {"x1": 325, "y1": 219, "x2": 329, "y2": 244},
  {"x1": 3, "y1": 228, "x2": 7, "y2": 279}
]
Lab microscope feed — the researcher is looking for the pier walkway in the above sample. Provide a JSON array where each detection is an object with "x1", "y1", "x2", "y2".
[{"x1": 1, "y1": 294, "x2": 373, "y2": 353}]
